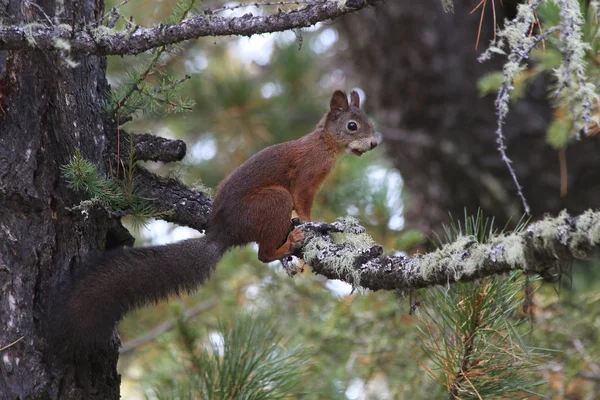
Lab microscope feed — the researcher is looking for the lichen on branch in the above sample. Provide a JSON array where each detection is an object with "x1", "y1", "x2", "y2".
[{"x1": 292, "y1": 211, "x2": 600, "y2": 292}]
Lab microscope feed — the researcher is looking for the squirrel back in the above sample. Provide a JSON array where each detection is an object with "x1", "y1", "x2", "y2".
[{"x1": 50, "y1": 90, "x2": 378, "y2": 352}]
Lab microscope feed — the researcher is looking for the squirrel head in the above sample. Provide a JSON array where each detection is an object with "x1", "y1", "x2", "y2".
[{"x1": 324, "y1": 90, "x2": 380, "y2": 156}]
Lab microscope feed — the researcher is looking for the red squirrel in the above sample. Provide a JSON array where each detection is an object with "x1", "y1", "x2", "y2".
[{"x1": 50, "y1": 90, "x2": 379, "y2": 351}]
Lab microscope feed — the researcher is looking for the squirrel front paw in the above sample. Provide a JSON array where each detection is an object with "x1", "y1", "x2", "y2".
[{"x1": 288, "y1": 227, "x2": 304, "y2": 250}]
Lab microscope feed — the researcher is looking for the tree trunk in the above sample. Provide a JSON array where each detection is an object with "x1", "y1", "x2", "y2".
[
  {"x1": 337, "y1": 0, "x2": 600, "y2": 233},
  {"x1": 0, "y1": 1, "x2": 124, "y2": 398}
]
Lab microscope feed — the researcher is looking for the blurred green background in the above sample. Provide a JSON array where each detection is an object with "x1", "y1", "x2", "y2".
[{"x1": 105, "y1": 1, "x2": 600, "y2": 398}]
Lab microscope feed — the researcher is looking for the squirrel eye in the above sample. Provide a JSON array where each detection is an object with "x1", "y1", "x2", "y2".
[{"x1": 347, "y1": 121, "x2": 358, "y2": 131}]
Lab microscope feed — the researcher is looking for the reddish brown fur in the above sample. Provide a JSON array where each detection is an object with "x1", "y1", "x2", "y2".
[
  {"x1": 50, "y1": 90, "x2": 378, "y2": 351},
  {"x1": 209, "y1": 89, "x2": 378, "y2": 262}
]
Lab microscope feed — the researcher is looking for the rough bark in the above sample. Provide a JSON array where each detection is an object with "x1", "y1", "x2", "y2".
[
  {"x1": 0, "y1": 0, "x2": 127, "y2": 397},
  {"x1": 134, "y1": 168, "x2": 212, "y2": 230},
  {"x1": 133, "y1": 133, "x2": 186, "y2": 163},
  {"x1": 336, "y1": 0, "x2": 600, "y2": 233}
]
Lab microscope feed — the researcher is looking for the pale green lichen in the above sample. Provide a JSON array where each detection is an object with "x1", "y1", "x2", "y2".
[
  {"x1": 418, "y1": 252, "x2": 444, "y2": 282},
  {"x1": 530, "y1": 215, "x2": 562, "y2": 254},
  {"x1": 64, "y1": 58, "x2": 80, "y2": 68},
  {"x1": 53, "y1": 37, "x2": 71, "y2": 51},
  {"x1": 303, "y1": 236, "x2": 329, "y2": 265},
  {"x1": 554, "y1": 0, "x2": 598, "y2": 135},
  {"x1": 591, "y1": 220, "x2": 600, "y2": 245},
  {"x1": 494, "y1": 234, "x2": 526, "y2": 269},
  {"x1": 330, "y1": 232, "x2": 375, "y2": 250},
  {"x1": 53, "y1": 37, "x2": 79, "y2": 68},
  {"x1": 452, "y1": 241, "x2": 487, "y2": 280},
  {"x1": 334, "y1": 0, "x2": 349, "y2": 10},
  {"x1": 570, "y1": 210, "x2": 600, "y2": 256},
  {"x1": 303, "y1": 235, "x2": 363, "y2": 286},
  {"x1": 302, "y1": 216, "x2": 376, "y2": 286},
  {"x1": 440, "y1": 0, "x2": 454, "y2": 13},
  {"x1": 23, "y1": 23, "x2": 45, "y2": 47},
  {"x1": 420, "y1": 236, "x2": 478, "y2": 282},
  {"x1": 337, "y1": 216, "x2": 364, "y2": 234},
  {"x1": 91, "y1": 26, "x2": 118, "y2": 41},
  {"x1": 190, "y1": 180, "x2": 214, "y2": 199},
  {"x1": 55, "y1": 0, "x2": 65, "y2": 16}
]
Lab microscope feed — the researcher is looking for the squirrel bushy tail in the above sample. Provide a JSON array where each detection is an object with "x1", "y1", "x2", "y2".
[{"x1": 49, "y1": 231, "x2": 228, "y2": 352}]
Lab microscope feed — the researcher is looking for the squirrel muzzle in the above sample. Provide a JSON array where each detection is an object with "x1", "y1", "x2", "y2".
[{"x1": 347, "y1": 135, "x2": 380, "y2": 156}]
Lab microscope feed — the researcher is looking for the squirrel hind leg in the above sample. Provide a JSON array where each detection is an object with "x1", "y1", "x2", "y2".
[
  {"x1": 257, "y1": 227, "x2": 304, "y2": 263},
  {"x1": 242, "y1": 187, "x2": 297, "y2": 263}
]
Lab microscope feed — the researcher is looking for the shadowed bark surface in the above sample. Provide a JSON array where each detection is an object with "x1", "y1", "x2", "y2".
[
  {"x1": 0, "y1": 1, "x2": 123, "y2": 398},
  {"x1": 0, "y1": 1, "x2": 127, "y2": 398},
  {"x1": 336, "y1": 0, "x2": 600, "y2": 232}
]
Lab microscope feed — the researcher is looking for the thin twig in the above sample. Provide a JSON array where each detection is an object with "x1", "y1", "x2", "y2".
[
  {"x1": 120, "y1": 298, "x2": 217, "y2": 354},
  {"x1": 448, "y1": 286, "x2": 486, "y2": 399},
  {"x1": 0, "y1": 336, "x2": 24, "y2": 351},
  {"x1": 491, "y1": 23, "x2": 560, "y2": 215},
  {"x1": 152, "y1": 74, "x2": 192, "y2": 94},
  {"x1": 113, "y1": 2, "x2": 196, "y2": 116},
  {"x1": 24, "y1": 0, "x2": 54, "y2": 25},
  {"x1": 573, "y1": 338, "x2": 600, "y2": 376},
  {"x1": 98, "y1": 0, "x2": 130, "y2": 25},
  {"x1": 558, "y1": 148, "x2": 567, "y2": 197}
]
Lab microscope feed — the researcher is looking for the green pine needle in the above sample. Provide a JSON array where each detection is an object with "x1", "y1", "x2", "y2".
[
  {"x1": 153, "y1": 314, "x2": 310, "y2": 400},
  {"x1": 416, "y1": 272, "x2": 546, "y2": 399},
  {"x1": 61, "y1": 148, "x2": 128, "y2": 210},
  {"x1": 61, "y1": 148, "x2": 169, "y2": 221}
]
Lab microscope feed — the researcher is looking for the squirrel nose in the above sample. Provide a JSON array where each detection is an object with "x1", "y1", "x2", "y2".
[{"x1": 370, "y1": 139, "x2": 379, "y2": 150}]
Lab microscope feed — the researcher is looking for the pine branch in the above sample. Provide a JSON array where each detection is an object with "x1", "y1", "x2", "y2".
[
  {"x1": 0, "y1": 0, "x2": 382, "y2": 55},
  {"x1": 133, "y1": 133, "x2": 187, "y2": 163},
  {"x1": 288, "y1": 210, "x2": 600, "y2": 292},
  {"x1": 133, "y1": 168, "x2": 212, "y2": 231},
  {"x1": 108, "y1": 3, "x2": 196, "y2": 118},
  {"x1": 103, "y1": 163, "x2": 598, "y2": 292}
]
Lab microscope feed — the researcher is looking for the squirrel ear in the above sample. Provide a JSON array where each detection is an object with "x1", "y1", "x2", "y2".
[
  {"x1": 350, "y1": 90, "x2": 360, "y2": 108},
  {"x1": 329, "y1": 90, "x2": 349, "y2": 113}
]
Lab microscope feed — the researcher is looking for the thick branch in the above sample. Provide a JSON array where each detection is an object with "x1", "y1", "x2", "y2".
[
  {"x1": 0, "y1": 0, "x2": 382, "y2": 55},
  {"x1": 290, "y1": 211, "x2": 600, "y2": 291},
  {"x1": 135, "y1": 168, "x2": 212, "y2": 231},
  {"x1": 133, "y1": 133, "x2": 186, "y2": 163}
]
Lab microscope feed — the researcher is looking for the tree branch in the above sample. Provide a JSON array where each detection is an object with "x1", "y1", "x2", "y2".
[
  {"x1": 133, "y1": 133, "x2": 186, "y2": 163},
  {"x1": 288, "y1": 210, "x2": 600, "y2": 292},
  {"x1": 0, "y1": 0, "x2": 382, "y2": 55},
  {"x1": 135, "y1": 168, "x2": 212, "y2": 231}
]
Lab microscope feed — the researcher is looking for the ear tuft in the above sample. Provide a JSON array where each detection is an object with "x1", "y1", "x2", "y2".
[
  {"x1": 329, "y1": 90, "x2": 349, "y2": 112},
  {"x1": 350, "y1": 90, "x2": 360, "y2": 108}
]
